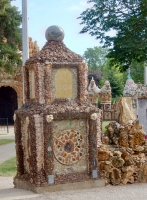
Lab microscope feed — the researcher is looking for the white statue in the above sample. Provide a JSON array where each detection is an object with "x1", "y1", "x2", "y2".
[
  {"x1": 101, "y1": 80, "x2": 111, "y2": 94},
  {"x1": 88, "y1": 77, "x2": 101, "y2": 94}
]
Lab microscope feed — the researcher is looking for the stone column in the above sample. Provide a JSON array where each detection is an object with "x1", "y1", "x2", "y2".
[
  {"x1": 89, "y1": 117, "x2": 98, "y2": 178},
  {"x1": 14, "y1": 116, "x2": 24, "y2": 176}
]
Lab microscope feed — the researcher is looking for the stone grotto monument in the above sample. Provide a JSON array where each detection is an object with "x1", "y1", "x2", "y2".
[
  {"x1": 14, "y1": 25, "x2": 104, "y2": 192},
  {"x1": 123, "y1": 68, "x2": 147, "y2": 134}
]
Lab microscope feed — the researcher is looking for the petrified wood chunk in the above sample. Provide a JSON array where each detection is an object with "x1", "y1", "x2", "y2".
[
  {"x1": 121, "y1": 166, "x2": 135, "y2": 185},
  {"x1": 139, "y1": 161, "x2": 147, "y2": 182},
  {"x1": 112, "y1": 155, "x2": 125, "y2": 168},
  {"x1": 98, "y1": 150, "x2": 110, "y2": 161}
]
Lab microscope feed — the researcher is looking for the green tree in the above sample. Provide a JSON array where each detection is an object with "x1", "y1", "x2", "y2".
[
  {"x1": 0, "y1": 0, "x2": 9, "y2": 14},
  {"x1": 83, "y1": 46, "x2": 124, "y2": 97},
  {"x1": 108, "y1": 71, "x2": 124, "y2": 98},
  {"x1": 130, "y1": 61, "x2": 144, "y2": 84},
  {"x1": 83, "y1": 46, "x2": 108, "y2": 70},
  {"x1": 100, "y1": 60, "x2": 124, "y2": 98},
  {"x1": 0, "y1": 0, "x2": 22, "y2": 72},
  {"x1": 78, "y1": 0, "x2": 147, "y2": 70}
]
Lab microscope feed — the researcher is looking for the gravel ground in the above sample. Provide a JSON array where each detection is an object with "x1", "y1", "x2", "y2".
[
  {"x1": 1, "y1": 177, "x2": 147, "y2": 200},
  {"x1": 22, "y1": 183, "x2": 147, "y2": 200}
]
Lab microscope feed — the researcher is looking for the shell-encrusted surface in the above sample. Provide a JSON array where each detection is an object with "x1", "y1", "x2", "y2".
[{"x1": 25, "y1": 41, "x2": 83, "y2": 65}]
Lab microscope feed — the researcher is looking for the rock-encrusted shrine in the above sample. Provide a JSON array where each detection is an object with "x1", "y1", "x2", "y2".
[{"x1": 14, "y1": 26, "x2": 104, "y2": 192}]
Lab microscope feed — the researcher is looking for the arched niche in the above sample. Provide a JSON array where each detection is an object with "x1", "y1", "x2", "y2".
[
  {"x1": 0, "y1": 86, "x2": 18, "y2": 124},
  {"x1": 0, "y1": 82, "x2": 22, "y2": 109}
]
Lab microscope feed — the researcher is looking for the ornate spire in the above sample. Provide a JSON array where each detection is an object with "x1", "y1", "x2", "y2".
[{"x1": 127, "y1": 68, "x2": 132, "y2": 80}]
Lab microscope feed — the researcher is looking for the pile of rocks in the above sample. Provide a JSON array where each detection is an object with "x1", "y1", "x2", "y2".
[{"x1": 98, "y1": 120, "x2": 147, "y2": 185}]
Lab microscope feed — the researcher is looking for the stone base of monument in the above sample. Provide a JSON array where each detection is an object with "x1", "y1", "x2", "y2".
[{"x1": 14, "y1": 178, "x2": 105, "y2": 194}]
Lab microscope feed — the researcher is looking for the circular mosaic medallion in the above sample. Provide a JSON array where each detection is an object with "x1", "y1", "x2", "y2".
[{"x1": 54, "y1": 129, "x2": 85, "y2": 165}]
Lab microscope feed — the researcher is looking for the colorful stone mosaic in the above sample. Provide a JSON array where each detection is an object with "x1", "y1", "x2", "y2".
[{"x1": 54, "y1": 129, "x2": 85, "y2": 165}]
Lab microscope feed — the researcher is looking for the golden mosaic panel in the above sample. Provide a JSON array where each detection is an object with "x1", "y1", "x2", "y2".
[
  {"x1": 55, "y1": 68, "x2": 72, "y2": 98},
  {"x1": 52, "y1": 68, "x2": 77, "y2": 99}
]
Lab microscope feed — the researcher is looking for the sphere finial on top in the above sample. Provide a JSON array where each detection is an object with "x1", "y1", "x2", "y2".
[{"x1": 45, "y1": 25, "x2": 64, "y2": 42}]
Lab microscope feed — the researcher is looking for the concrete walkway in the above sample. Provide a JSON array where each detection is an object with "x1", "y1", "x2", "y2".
[
  {"x1": 0, "y1": 126, "x2": 15, "y2": 164},
  {"x1": 0, "y1": 177, "x2": 41, "y2": 200},
  {"x1": 0, "y1": 142, "x2": 15, "y2": 164},
  {"x1": 0, "y1": 127, "x2": 42, "y2": 199},
  {"x1": 0, "y1": 126, "x2": 15, "y2": 139}
]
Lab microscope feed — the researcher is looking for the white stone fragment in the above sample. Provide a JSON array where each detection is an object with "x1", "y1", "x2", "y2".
[
  {"x1": 26, "y1": 117, "x2": 29, "y2": 124},
  {"x1": 13, "y1": 113, "x2": 16, "y2": 121},
  {"x1": 91, "y1": 113, "x2": 97, "y2": 120},
  {"x1": 46, "y1": 115, "x2": 54, "y2": 123}
]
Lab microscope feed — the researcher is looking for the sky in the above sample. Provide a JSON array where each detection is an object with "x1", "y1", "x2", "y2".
[{"x1": 11, "y1": 0, "x2": 101, "y2": 56}]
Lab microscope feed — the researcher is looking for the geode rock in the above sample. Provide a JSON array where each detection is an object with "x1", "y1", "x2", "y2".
[
  {"x1": 99, "y1": 161, "x2": 112, "y2": 172},
  {"x1": 133, "y1": 145, "x2": 144, "y2": 152},
  {"x1": 103, "y1": 120, "x2": 146, "y2": 147},
  {"x1": 110, "y1": 168, "x2": 121, "y2": 185},
  {"x1": 98, "y1": 150, "x2": 110, "y2": 161},
  {"x1": 99, "y1": 112, "x2": 147, "y2": 186},
  {"x1": 139, "y1": 161, "x2": 147, "y2": 182},
  {"x1": 112, "y1": 155, "x2": 125, "y2": 168},
  {"x1": 102, "y1": 136, "x2": 109, "y2": 145},
  {"x1": 121, "y1": 166, "x2": 135, "y2": 184},
  {"x1": 121, "y1": 150, "x2": 134, "y2": 166},
  {"x1": 119, "y1": 131, "x2": 129, "y2": 147}
]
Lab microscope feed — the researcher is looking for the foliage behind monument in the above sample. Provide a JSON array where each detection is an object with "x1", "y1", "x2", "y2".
[
  {"x1": 0, "y1": 0, "x2": 22, "y2": 72},
  {"x1": 79, "y1": 0, "x2": 147, "y2": 70}
]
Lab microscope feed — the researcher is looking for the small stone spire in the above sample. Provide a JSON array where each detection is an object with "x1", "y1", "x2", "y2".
[{"x1": 127, "y1": 68, "x2": 132, "y2": 80}]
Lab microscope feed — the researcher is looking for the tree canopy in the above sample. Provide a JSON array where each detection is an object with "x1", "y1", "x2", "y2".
[
  {"x1": 99, "y1": 59, "x2": 124, "y2": 98},
  {"x1": 0, "y1": 0, "x2": 9, "y2": 14},
  {"x1": 83, "y1": 46, "x2": 124, "y2": 97},
  {"x1": 78, "y1": 0, "x2": 147, "y2": 70},
  {"x1": 0, "y1": 0, "x2": 22, "y2": 72},
  {"x1": 129, "y1": 61, "x2": 144, "y2": 83},
  {"x1": 83, "y1": 46, "x2": 108, "y2": 70}
]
